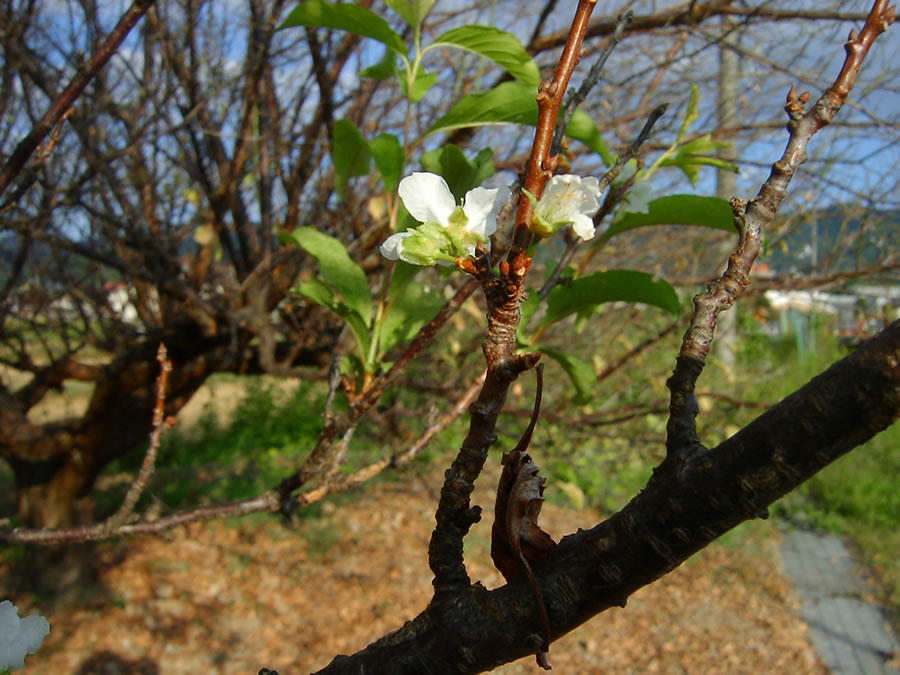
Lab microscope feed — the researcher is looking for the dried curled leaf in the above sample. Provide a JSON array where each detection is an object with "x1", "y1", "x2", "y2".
[
  {"x1": 490, "y1": 365, "x2": 556, "y2": 669},
  {"x1": 492, "y1": 449, "x2": 556, "y2": 581}
]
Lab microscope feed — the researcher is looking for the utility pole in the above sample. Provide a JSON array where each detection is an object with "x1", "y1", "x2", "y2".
[{"x1": 715, "y1": 20, "x2": 740, "y2": 372}]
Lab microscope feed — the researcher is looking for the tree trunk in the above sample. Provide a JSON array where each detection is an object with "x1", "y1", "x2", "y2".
[{"x1": 12, "y1": 454, "x2": 99, "y2": 600}]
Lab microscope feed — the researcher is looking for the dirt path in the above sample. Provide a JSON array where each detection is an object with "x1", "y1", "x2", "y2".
[{"x1": 10, "y1": 460, "x2": 825, "y2": 674}]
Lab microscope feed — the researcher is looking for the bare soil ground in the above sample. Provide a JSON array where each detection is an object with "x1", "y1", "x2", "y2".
[{"x1": 7, "y1": 459, "x2": 824, "y2": 675}]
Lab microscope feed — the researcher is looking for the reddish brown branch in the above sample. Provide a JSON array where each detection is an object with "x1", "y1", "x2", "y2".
[
  {"x1": 510, "y1": 0, "x2": 599, "y2": 263},
  {"x1": 0, "y1": 0, "x2": 157, "y2": 198}
]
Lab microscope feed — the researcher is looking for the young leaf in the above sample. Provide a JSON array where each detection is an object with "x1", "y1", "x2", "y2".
[
  {"x1": 676, "y1": 83, "x2": 700, "y2": 143},
  {"x1": 283, "y1": 227, "x2": 373, "y2": 325},
  {"x1": 400, "y1": 67, "x2": 438, "y2": 102},
  {"x1": 379, "y1": 279, "x2": 445, "y2": 354},
  {"x1": 431, "y1": 26, "x2": 540, "y2": 84},
  {"x1": 385, "y1": 0, "x2": 436, "y2": 30},
  {"x1": 360, "y1": 49, "x2": 397, "y2": 80},
  {"x1": 428, "y1": 82, "x2": 611, "y2": 163},
  {"x1": 564, "y1": 109, "x2": 614, "y2": 166},
  {"x1": 280, "y1": 0, "x2": 406, "y2": 56},
  {"x1": 294, "y1": 277, "x2": 337, "y2": 312},
  {"x1": 369, "y1": 133, "x2": 405, "y2": 193},
  {"x1": 387, "y1": 260, "x2": 419, "y2": 297},
  {"x1": 539, "y1": 346, "x2": 595, "y2": 405},
  {"x1": 659, "y1": 135, "x2": 739, "y2": 185},
  {"x1": 601, "y1": 194, "x2": 736, "y2": 243},
  {"x1": 294, "y1": 279, "x2": 373, "y2": 368},
  {"x1": 420, "y1": 144, "x2": 494, "y2": 200},
  {"x1": 332, "y1": 119, "x2": 372, "y2": 200},
  {"x1": 540, "y1": 270, "x2": 680, "y2": 332}
]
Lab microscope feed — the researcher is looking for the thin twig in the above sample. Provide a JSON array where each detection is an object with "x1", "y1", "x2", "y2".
[
  {"x1": 0, "y1": 370, "x2": 487, "y2": 546},
  {"x1": 551, "y1": 11, "x2": 633, "y2": 158},
  {"x1": 104, "y1": 343, "x2": 173, "y2": 530},
  {"x1": 542, "y1": 103, "x2": 668, "y2": 295},
  {"x1": 597, "y1": 102, "x2": 668, "y2": 193}
]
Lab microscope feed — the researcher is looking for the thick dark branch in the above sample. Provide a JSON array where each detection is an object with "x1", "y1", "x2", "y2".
[{"x1": 315, "y1": 321, "x2": 899, "y2": 674}]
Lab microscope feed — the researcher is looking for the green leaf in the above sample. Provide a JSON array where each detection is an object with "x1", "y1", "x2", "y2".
[
  {"x1": 385, "y1": 0, "x2": 436, "y2": 29},
  {"x1": 388, "y1": 260, "x2": 420, "y2": 298},
  {"x1": 428, "y1": 81, "x2": 611, "y2": 163},
  {"x1": 420, "y1": 144, "x2": 494, "y2": 200},
  {"x1": 540, "y1": 346, "x2": 595, "y2": 405},
  {"x1": 674, "y1": 134, "x2": 734, "y2": 157},
  {"x1": 283, "y1": 227, "x2": 373, "y2": 325},
  {"x1": 343, "y1": 311, "x2": 373, "y2": 364},
  {"x1": 660, "y1": 135, "x2": 739, "y2": 185},
  {"x1": 369, "y1": 133, "x2": 405, "y2": 193},
  {"x1": 540, "y1": 270, "x2": 680, "y2": 332},
  {"x1": 401, "y1": 68, "x2": 438, "y2": 102},
  {"x1": 518, "y1": 289, "x2": 540, "y2": 344},
  {"x1": 564, "y1": 109, "x2": 614, "y2": 166},
  {"x1": 602, "y1": 194, "x2": 736, "y2": 242},
  {"x1": 361, "y1": 49, "x2": 397, "y2": 80},
  {"x1": 332, "y1": 119, "x2": 372, "y2": 200},
  {"x1": 431, "y1": 25, "x2": 540, "y2": 85},
  {"x1": 677, "y1": 83, "x2": 700, "y2": 142},
  {"x1": 428, "y1": 81, "x2": 536, "y2": 132},
  {"x1": 280, "y1": 0, "x2": 406, "y2": 56},
  {"x1": 294, "y1": 277, "x2": 337, "y2": 312},
  {"x1": 380, "y1": 279, "x2": 445, "y2": 354}
]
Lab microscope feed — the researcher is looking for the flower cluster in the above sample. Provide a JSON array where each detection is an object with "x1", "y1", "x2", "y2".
[
  {"x1": 380, "y1": 172, "x2": 604, "y2": 267},
  {"x1": 381, "y1": 172, "x2": 510, "y2": 266},
  {"x1": 0, "y1": 601, "x2": 50, "y2": 671}
]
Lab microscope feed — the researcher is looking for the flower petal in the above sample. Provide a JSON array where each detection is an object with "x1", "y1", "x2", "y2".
[
  {"x1": 19, "y1": 615, "x2": 50, "y2": 654},
  {"x1": 398, "y1": 172, "x2": 456, "y2": 226},
  {"x1": 380, "y1": 232, "x2": 412, "y2": 260},
  {"x1": 462, "y1": 185, "x2": 510, "y2": 238},
  {"x1": 571, "y1": 214, "x2": 596, "y2": 241}
]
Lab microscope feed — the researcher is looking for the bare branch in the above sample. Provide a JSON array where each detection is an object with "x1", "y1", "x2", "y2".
[
  {"x1": 665, "y1": 0, "x2": 896, "y2": 463},
  {"x1": 0, "y1": 0, "x2": 156, "y2": 197}
]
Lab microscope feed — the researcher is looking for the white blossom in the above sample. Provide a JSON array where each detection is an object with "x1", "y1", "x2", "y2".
[
  {"x1": 381, "y1": 172, "x2": 510, "y2": 266},
  {"x1": 528, "y1": 174, "x2": 602, "y2": 241},
  {"x1": 619, "y1": 179, "x2": 653, "y2": 216},
  {"x1": 0, "y1": 601, "x2": 50, "y2": 671}
]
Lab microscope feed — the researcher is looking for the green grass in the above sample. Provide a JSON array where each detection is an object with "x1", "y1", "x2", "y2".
[
  {"x1": 100, "y1": 379, "x2": 328, "y2": 511},
  {"x1": 734, "y1": 313, "x2": 899, "y2": 612}
]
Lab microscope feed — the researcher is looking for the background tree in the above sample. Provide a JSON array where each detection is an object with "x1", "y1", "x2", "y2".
[{"x1": 0, "y1": 0, "x2": 897, "y2": 668}]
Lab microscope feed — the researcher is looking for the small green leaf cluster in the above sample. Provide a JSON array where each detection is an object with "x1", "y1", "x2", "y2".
[{"x1": 280, "y1": 227, "x2": 445, "y2": 377}]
